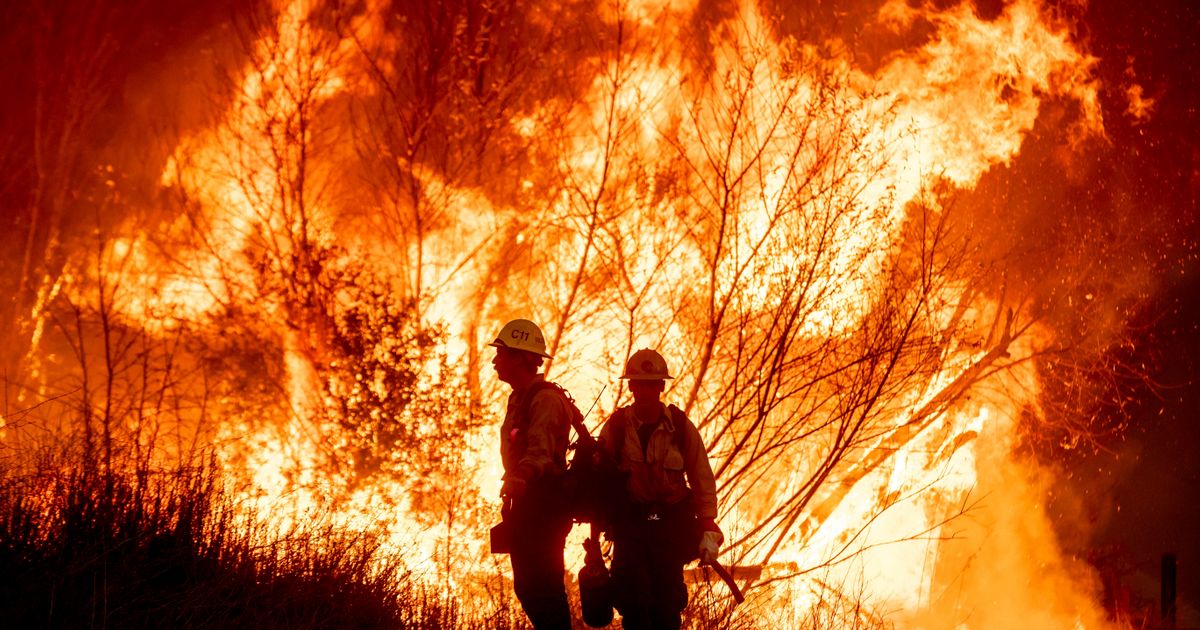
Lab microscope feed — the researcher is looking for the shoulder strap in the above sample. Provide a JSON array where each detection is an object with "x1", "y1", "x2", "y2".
[
  {"x1": 667, "y1": 404, "x2": 691, "y2": 452},
  {"x1": 521, "y1": 380, "x2": 591, "y2": 443},
  {"x1": 612, "y1": 410, "x2": 627, "y2": 462}
]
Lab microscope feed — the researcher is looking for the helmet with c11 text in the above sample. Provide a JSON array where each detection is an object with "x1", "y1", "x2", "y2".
[{"x1": 488, "y1": 319, "x2": 553, "y2": 358}]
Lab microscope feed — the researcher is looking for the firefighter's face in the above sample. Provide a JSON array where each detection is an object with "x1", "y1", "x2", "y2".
[
  {"x1": 627, "y1": 379, "x2": 665, "y2": 405},
  {"x1": 492, "y1": 346, "x2": 535, "y2": 384}
]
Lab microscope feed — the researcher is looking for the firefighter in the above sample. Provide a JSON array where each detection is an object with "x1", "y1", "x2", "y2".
[
  {"x1": 599, "y1": 348, "x2": 723, "y2": 630},
  {"x1": 490, "y1": 319, "x2": 574, "y2": 630}
]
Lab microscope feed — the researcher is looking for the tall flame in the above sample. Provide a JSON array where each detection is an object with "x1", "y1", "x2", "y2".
[{"x1": 61, "y1": 0, "x2": 1128, "y2": 626}]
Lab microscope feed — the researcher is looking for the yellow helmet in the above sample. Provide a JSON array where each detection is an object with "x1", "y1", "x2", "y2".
[
  {"x1": 488, "y1": 319, "x2": 553, "y2": 358},
  {"x1": 621, "y1": 348, "x2": 673, "y2": 380}
]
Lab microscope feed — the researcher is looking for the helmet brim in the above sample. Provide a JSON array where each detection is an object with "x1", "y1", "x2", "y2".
[{"x1": 488, "y1": 339, "x2": 553, "y2": 359}]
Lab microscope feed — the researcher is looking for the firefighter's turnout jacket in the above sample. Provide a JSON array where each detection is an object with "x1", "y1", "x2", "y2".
[
  {"x1": 500, "y1": 375, "x2": 573, "y2": 485},
  {"x1": 599, "y1": 402, "x2": 718, "y2": 520}
]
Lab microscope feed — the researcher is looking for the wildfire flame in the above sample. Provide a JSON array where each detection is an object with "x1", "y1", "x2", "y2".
[{"x1": 24, "y1": 0, "x2": 1138, "y2": 626}]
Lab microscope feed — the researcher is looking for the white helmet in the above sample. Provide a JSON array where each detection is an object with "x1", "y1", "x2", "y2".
[
  {"x1": 488, "y1": 319, "x2": 553, "y2": 358},
  {"x1": 621, "y1": 348, "x2": 673, "y2": 380}
]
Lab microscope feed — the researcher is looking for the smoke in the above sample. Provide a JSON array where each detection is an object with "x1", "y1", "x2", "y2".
[{"x1": 909, "y1": 406, "x2": 1112, "y2": 629}]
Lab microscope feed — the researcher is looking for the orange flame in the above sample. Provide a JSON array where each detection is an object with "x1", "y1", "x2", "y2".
[{"x1": 73, "y1": 0, "x2": 1127, "y2": 625}]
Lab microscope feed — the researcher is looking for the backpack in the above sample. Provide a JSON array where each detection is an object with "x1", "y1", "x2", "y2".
[{"x1": 516, "y1": 381, "x2": 624, "y2": 525}]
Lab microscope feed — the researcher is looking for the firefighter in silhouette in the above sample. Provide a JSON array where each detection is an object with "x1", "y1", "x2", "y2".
[
  {"x1": 490, "y1": 319, "x2": 574, "y2": 630},
  {"x1": 599, "y1": 348, "x2": 723, "y2": 630}
]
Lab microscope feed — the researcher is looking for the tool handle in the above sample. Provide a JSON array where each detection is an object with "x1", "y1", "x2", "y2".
[{"x1": 704, "y1": 560, "x2": 745, "y2": 604}]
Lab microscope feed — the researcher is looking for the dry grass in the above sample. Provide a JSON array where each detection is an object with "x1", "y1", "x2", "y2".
[{"x1": 0, "y1": 447, "x2": 476, "y2": 629}]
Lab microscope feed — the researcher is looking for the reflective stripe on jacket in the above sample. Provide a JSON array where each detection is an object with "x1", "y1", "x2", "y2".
[
  {"x1": 599, "y1": 403, "x2": 718, "y2": 520},
  {"x1": 500, "y1": 375, "x2": 572, "y2": 482}
]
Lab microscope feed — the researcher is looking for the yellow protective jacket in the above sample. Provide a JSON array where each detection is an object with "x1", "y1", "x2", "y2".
[
  {"x1": 599, "y1": 403, "x2": 718, "y2": 520},
  {"x1": 500, "y1": 375, "x2": 573, "y2": 483}
]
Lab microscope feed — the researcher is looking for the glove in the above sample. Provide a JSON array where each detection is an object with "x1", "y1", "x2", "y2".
[
  {"x1": 699, "y1": 530, "x2": 722, "y2": 564},
  {"x1": 500, "y1": 476, "x2": 527, "y2": 499}
]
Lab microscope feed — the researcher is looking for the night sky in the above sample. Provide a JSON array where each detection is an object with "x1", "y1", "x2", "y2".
[{"x1": 1058, "y1": 0, "x2": 1199, "y2": 621}]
